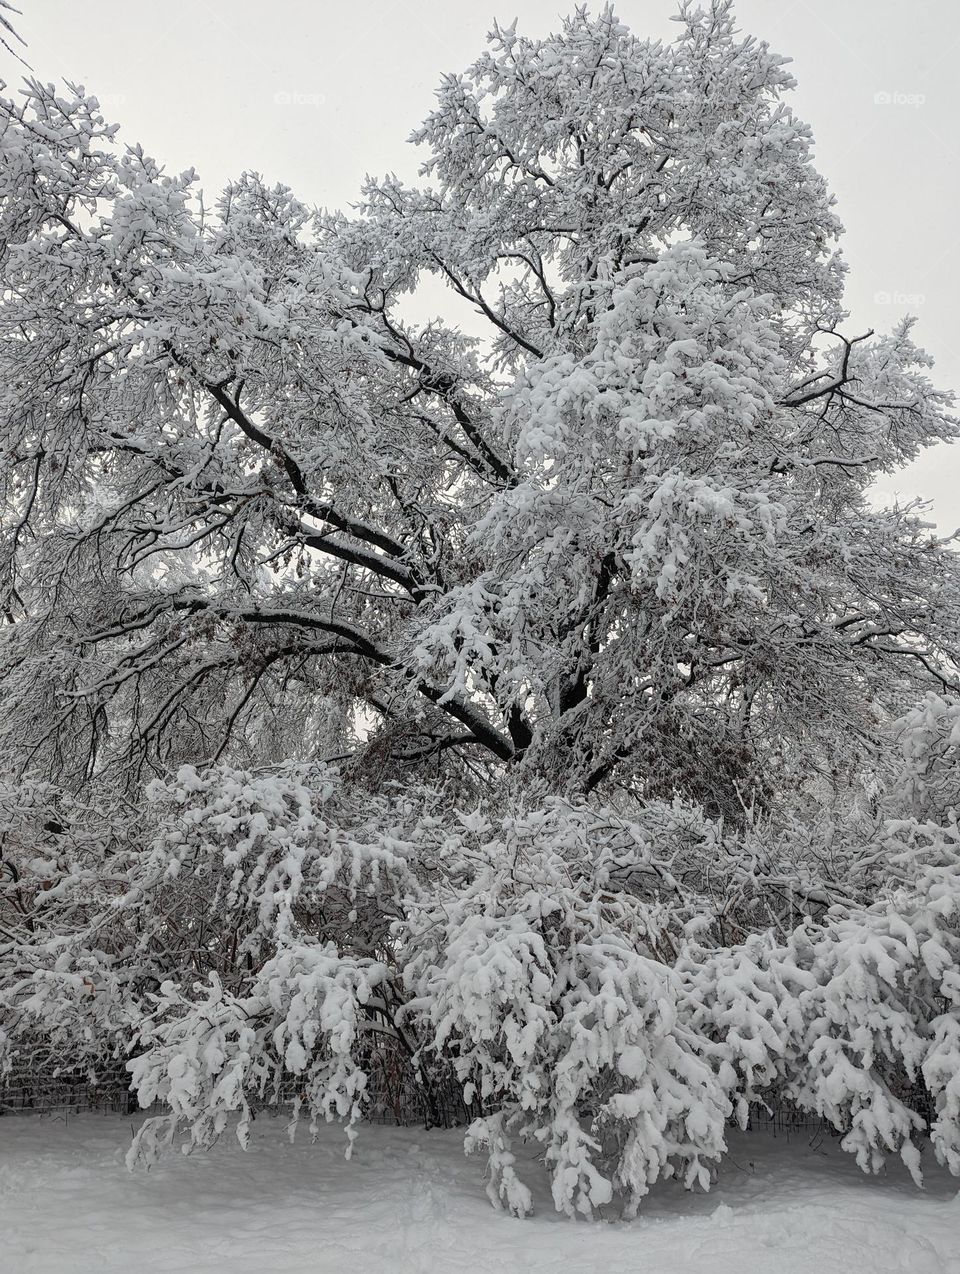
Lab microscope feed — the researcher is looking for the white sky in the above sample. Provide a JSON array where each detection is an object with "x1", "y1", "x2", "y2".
[{"x1": 11, "y1": 0, "x2": 960, "y2": 529}]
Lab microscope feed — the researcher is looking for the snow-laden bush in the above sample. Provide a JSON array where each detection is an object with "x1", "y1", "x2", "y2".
[
  {"x1": 686, "y1": 815, "x2": 960, "y2": 1183},
  {"x1": 401, "y1": 805, "x2": 731, "y2": 1217},
  {"x1": 0, "y1": 777, "x2": 145, "y2": 1083},
  {"x1": 119, "y1": 763, "x2": 423, "y2": 1159},
  {"x1": 127, "y1": 948, "x2": 388, "y2": 1167},
  {"x1": 1, "y1": 764, "x2": 417, "y2": 1131},
  {"x1": 6, "y1": 761, "x2": 960, "y2": 1216}
]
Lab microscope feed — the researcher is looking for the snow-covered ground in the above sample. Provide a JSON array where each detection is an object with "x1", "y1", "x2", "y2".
[{"x1": 1, "y1": 1114, "x2": 958, "y2": 1274}]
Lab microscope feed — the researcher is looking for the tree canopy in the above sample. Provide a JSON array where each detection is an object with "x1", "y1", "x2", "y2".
[{"x1": 1, "y1": 2, "x2": 956, "y2": 806}]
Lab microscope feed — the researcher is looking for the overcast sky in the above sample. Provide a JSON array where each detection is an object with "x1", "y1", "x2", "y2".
[{"x1": 11, "y1": 0, "x2": 960, "y2": 529}]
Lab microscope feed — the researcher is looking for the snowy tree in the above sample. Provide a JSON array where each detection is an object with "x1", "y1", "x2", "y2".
[
  {"x1": 1, "y1": 0, "x2": 959, "y2": 1217},
  {"x1": 0, "y1": 2, "x2": 956, "y2": 808}
]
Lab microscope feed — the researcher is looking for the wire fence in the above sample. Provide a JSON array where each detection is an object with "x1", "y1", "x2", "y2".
[
  {"x1": 0, "y1": 1056, "x2": 140, "y2": 1117},
  {"x1": 2, "y1": 1066, "x2": 832, "y2": 1144},
  {"x1": 745, "y1": 1102, "x2": 832, "y2": 1138},
  {"x1": 0, "y1": 1041, "x2": 473, "y2": 1128},
  {"x1": 4, "y1": 1041, "x2": 892, "y2": 1139}
]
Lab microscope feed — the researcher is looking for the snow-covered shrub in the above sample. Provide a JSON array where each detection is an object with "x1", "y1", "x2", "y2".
[
  {"x1": 4, "y1": 759, "x2": 960, "y2": 1213},
  {"x1": 127, "y1": 947, "x2": 387, "y2": 1166},
  {"x1": 135, "y1": 761, "x2": 412, "y2": 959},
  {"x1": 402, "y1": 803, "x2": 732, "y2": 1217},
  {"x1": 1, "y1": 763, "x2": 420, "y2": 1149},
  {"x1": 120, "y1": 763, "x2": 426, "y2": 1157},
  {"x1": 687, "y1": 815, "x2": 960, "y2": 1183},
  {"x1": 0, "y1": 777, "x2": 145, "y2": 1082},
  {"x1": 677, "y1": 933, "x2": 804, "y2": 1128}
]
